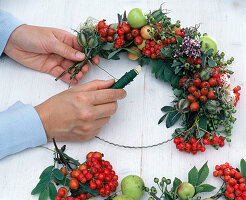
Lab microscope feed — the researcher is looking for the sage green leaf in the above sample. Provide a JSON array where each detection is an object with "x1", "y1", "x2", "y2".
[
  {"x1": 179, "y1": 57, "x2": 186, "y2": 63},
  {"x1": 198, "y1": 116, "x2": 207, "y2": 138},
  {"x1": 39, "y1": 166, "x2": 53, "y2": 180},
  {"x1": 206, "y1": 49, "x2": 214, "y2": 56},
  {"x1": 202, "y1": 56, "x2": 207, "y2": 68},
  {"x1": 110, "y1": 23, "x2": 118, "y2": 30},
  {"x1": 197, "y1": 162, "x2": 209, "y2": 185},
  {"x1": 108, "y1": 49, "x2": 122, "y2": 59},
  {"x1": 195, "y1": 184, "x2": 216, "y2": 194},
  {"x1": 161, "y1": 106, "x2": 175, "y2": 112},
  {"x1": 53, "y1": 168, "x2": 64, "y2": 180},
  {"x1": 208, "y1": 59, "x2": 216, "y2": 68},
  {"x1": 171, "y1": 75, "x2": 181, "y2": 88},
  {"x1": 32, "y1": 175, "x2": 51, "y2": 195},
  {"x1": 188, "y1": 166, "x2": 198, "y2": 186},
  {"x1": 240, "y1": 159, "x2": 246, "y2": 178},
  {"x1": 49, "y1": 182, "x2": 57, "y2": 200},
  {"x1": 175, "y1": 67, "x2": 181, "y2": 75},
  {"x1": 102, "y1": 42, "x2": 114, "y2": 50},
  {"x1": 171, "y1": 62, "x2": 182, "y2": 68},
  {"x1": 166, "y1": 111, "x2": 181, "y2": 128},
  {"x1": 39, "y1": 188, "x2": 49, "y2": 200},
  {"x1": 158, "y1": 113, "x2": 168, "y2": 125}
]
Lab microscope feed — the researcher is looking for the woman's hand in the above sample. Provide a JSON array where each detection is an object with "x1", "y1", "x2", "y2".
[
  {"x1": 35, "y1": 79, "x2": 126, "y2": 141},
  {"x1": 4, "y1": 25, "x2": 98, "y2": 85}
]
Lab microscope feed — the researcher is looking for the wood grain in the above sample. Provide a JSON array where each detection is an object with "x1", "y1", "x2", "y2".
[{"x1": 0, "y1": 0, "x2": 246, "y2": 199}]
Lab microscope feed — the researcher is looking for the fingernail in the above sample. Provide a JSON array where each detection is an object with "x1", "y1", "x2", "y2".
[{"x1": 76, "y1": 52, "x2": 84, "y2": 60}]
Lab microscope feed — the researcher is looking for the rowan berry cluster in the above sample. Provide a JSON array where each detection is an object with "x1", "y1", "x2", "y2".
[
  {"x1": 213, "y1": 162, "x2": 246, "y2": 200},
  {"x1": 55, "y1": 152, "x2": 118, "y2": 200}
]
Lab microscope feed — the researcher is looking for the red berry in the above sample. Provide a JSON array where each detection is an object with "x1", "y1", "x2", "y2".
[
  {"x1": 194, "y1": 90, "x2": 201, "y2": 98},
  {"x1": 218, "y1": 170, "x2": 224, "y2": 176},
  {"x1": 187, "y1": 94, "x2": 195, "y2": 102},
  {"x1": 224, "y1": 175, "x2": 231, "y2": 182},
  {"x1": 190, "y1": 138, "x2": 196, "y2": 143},
  {"x1": 125, "y1": 33, "x2": 133, "y2": 40},
  {"x1": 80, "y1": 177, "x2": 87, "y2": 183},
  {"x1": 239, "y1": 183, "x2": 246, "y2": 191},
  {"x1": 100, "y1": 188, "x2": 106, "y2": 195},
  {"x1": 58, "y1": 187, "x2": 67, "y2": 197},
  {"x1": 86, "y1": 173, "x2": 93, "y2": 180},
  {"x1": 227, "y1": 185, "x2": 235, "y2": 193},
  {"x1": 108, "y1": 28, "x2": 116, "y2": 36},
  {"x1": 190, "y1": 102, "x2": 199, "y2": 112},
  {"x1": 174, "y1": 137, "x2": 180, "y2": 144},
  {"x1": 179, "y1": 77, "x2": 188, "y2": 86},
  {"x1": 193, "y1": 78, "x2": 201, "y2": 86},
  {"x1": 105, "y1": 189, "x2": 111, "y2": 195},
  {"x1": 239, "y1": 178, "x2": 246, "y2": 184},
  {"x1": 107, "y1": 35, "x2": 114, "y2": 42},
  {"x1": 201, "y1": 82, "x2": 210, "y2": 89},
  {"x1": 235, "y1": 172, "x2": 243, "y2": 180},
  {"x1": 200, "y1": 95, "x2": 207, "y2": 102},
  {"x1": 99, "y1": 28, "x2": 108, "y2": 37},
  {"x1": 203, "y1": 139, "x2": 210, "y2": 145},
  {"x1": 208, "y1": 77, "x2": 218, "y2": 87},
  {"x1": 186, "y1": 57, "x2": 195, "y2": 64},
  {"x1": 117, "y1": 28, "x2": 125, "y2": 36},
  {"x1": 201, "y1": 146, "x2": 206, "y2": 152},
  {"x1": 98, "y1": 20, "x2": 106, "y2": 30},
  {"x1": 195, "y1": 58, "x2": 202, "y2": 65},
  {"x1": 150, "y1": 41, "x2": 156, "y2": 47},
  {"x1": 208, "y1": 91, "x2": 217, "y2": 99},
  {"x1": 55, "y1": 196, "x2": 62, "y2": 200},
  {"x1": 69, "y1": 179, "x2": 79, "y2": 190},
  {"x1": 236, "y1": 189, "x2": 243, "y2": 197},
  {"x1": 229, "y1": 178, "x2": 236, "y2": 186},
  {"x1": 67, "y1": 197, "x2": 74, "y2": 200},
  {"x1": 194, "y1": 72, "x2": 200, "y2": 78},
  {"x1": 121, "y1": 24, "x2": 131, "y2": 34},
  {"x1": 90, "y1": 182, "x2": 97, "y2": 190},
  {"x1": 185, "y1": 143, "x2": 191, "y2": 150},
  {"x1": 180, "y1": 137, "x2": 185, "y2": 143},
  {"x1": 131, "y1": 29, "x2": 140, "y2": 37},
  {"x1": 79, "y1": 193, "x2": 86, "y2": 200},
  {"x1": 188, "y1": 85, "x2": 197, "y2": 93},
  {"x1": 201, "y1": 88, "x2": 208, "y2": 95}
]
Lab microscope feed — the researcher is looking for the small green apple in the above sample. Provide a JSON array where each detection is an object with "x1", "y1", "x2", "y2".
[
  {"x1": 199, "y1": 36, "x2": 218, "y2": 55},
  {"x1": 127, "y1": 8, "x2": 147, "y2": 29},
  {"x1": 140, "y1": 25, "x2": 152, "y2": 39},
  {"x1": 121, "y1": 175, "x2": 145, "y2": 200},
  {"x1": 113, "y1": 195, "x2": 133, "y2": 200},
  {"x1": 177, "y1": 182, "x2": 195, "y2": 200}
]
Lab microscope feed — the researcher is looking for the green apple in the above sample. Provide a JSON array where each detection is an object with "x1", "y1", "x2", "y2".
[
  {"x1": 113, "y1": 195, "x2": 133, "y2": 200},
  {"x1": 199, "y1": 36, "x2": 218, "y2": 55},
  {"x1": 137, "y1": 39, "x2": 146, "y2": 50},
  {"x1": 127, "y1": 8, "x2": 147, "y2": 29},
  {"x1": 177, "y1": 182, "x2": 195, "y2": 200},
  {"x1": 140, "y1": 25, "x2": 152, "y2": 39},
  {"x1": 121, "y1": 175, "x2": 145, "y2": 200}
]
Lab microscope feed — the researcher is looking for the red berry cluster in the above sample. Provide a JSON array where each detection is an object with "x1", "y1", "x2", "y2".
[
  {"x1": 233, "y1": 85, "x2": 241, "y2": 106},
  {"x1": 142, "y1": 40, "x2": 165, "y2": 59},
  {"x1": 213, "y1": 162, "x2": 246, "y2": 200},
  {"x1": 174, "y1": 133, "x2": 225, "y2": 154},
  {"x1": 180, "y1": 69, "x2": 220, "y2": 112},
  {"x1": 97, "y1": 20, "x2": 116, "y2": 43},
  {"x1": 173, "y1": 136, "x2": 206, "y2": 154},
  {"x1": 55, "y1": 152, "x2": 118, "y2": 200}
]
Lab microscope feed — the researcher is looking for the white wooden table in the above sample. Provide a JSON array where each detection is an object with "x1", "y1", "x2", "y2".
[{"x1": 0, "y1": 0, "x2": 246, "y2": 199}]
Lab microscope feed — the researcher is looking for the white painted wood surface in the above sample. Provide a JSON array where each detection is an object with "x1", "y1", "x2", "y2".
[{"x1": 0, "y1": 0, "x2": 246, "y2": 199}]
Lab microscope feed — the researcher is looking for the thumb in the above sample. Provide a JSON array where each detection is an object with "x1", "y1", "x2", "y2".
[
  {"x1": 53, "y1": 40, "x2": 85, "y2": 61},
  {"x1": 75, "y1": 79, "x2": 116, "y2": 92}
]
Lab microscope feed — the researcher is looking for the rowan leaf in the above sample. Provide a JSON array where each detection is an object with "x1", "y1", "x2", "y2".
[
  {"x1": 39, "y1": 188, "x2": 49, "y2": 200},
  {"x1": 39, "y1": 166, "x2": 53, "y2": 180},
  {"x1": 188, "y1": 166, "x2": 198, "y2": 186},
  {"x1": 197, "y1": 162, "x2": 209, "y2": 185},
  {"x1": 49, "y1": 182, "x2": 57, "y2": 200},
  {"x1": 31, "y1": 175, "x2": 50, "y2": 195},
  {"x1": 240, "y1": 159, "x2": 246, "y2": 178}
]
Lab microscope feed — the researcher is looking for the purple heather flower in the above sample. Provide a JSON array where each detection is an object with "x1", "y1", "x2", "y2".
[{"x1": 174, "y1": 36, "x2": 201, "y2": 59}]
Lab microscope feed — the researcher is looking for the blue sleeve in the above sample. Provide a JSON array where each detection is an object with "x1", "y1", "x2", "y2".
[
  {"x1": 0, "y1": 102, "x2": 47, "y2": 159},
  {"x1": 0, "y1": 9, "x2": 24, "y2": 55}
]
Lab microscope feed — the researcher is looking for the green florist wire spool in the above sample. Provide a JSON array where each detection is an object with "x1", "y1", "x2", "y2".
[{"x1": 110, "y1": 65, "x2": 142, "y2": 89}]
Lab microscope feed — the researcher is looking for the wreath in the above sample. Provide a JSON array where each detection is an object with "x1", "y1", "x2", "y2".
[{"x1": 55, "y1": 5, "x2": 241, "y2": 154}]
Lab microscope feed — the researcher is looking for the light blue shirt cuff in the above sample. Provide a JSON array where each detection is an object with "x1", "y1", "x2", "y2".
[
  {"x1": 0, "y1": 9, "x2": 24, "y2": 55},
  {"x1": 0, "y1": 101, "x2": 47, "y2": 159}
]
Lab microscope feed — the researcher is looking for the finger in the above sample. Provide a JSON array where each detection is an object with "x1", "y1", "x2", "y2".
[
  {"x1": 60, "y1": 59, "x2": 75, "y2": 70},
  {"x1": 91, "y1": 89, "x2": 126, "y2": 105},
  {"x1": 78, "y1": 79, "x2": 116, "y2": 92},
  {"x1": 89, "y1": 117, "x2": 111, "y2": 130},
  {"x1": 52, "y1": 40, "x2": 85, "y2": 61},
  {"x1": 91, "y1": 55, "x2": 100, "y2": 66},
  {"x1": 72, "y1": 34, "x2": 83, "y2": 51},
  {"x1": 81, "y1": 63, "x2": 90, "y2": 74},
  {"x1": 91, "y1": 102, "x2": 118, "y2": 119},
  {"x1": 50, "y1": 66, "x2": 78, "y2": 85},
  {"x1": 75, "y1": 71, "x2": 84, "y2": 80}
]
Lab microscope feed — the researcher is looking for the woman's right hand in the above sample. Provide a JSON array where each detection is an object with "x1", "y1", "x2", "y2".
[{"x1": 35, "y1": 79, "x2": 126, "y2": 141}]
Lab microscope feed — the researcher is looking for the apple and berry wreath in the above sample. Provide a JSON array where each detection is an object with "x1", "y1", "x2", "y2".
[{"x1": 55, "y1": 6, "x2": 241, "y2": 154}]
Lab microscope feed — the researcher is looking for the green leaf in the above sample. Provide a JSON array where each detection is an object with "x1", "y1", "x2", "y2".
[
  {"x1": 179, "y1": 57, "x2": 186, "y2": 63},
  {"x1": 195, "y1": 184, "x2": 216, "y2": 194},
  {"x1": 138, "y1": 56, "x2": 150, "y2": 66},
  {"x1": 161, "y1": 106, "x2": 175, "y2": 112},
  {"x1": 206, "y1": 49, "x2": 214, "y2": 56},
  {"x1": 175, "y1": 67, "x2": 181, "y2": 75},
  {"x1": 208, "y1": 59, "x2": 216, "y2": 68},
  {"x1": 171, "y1": 62, "x2": 182, "y2": 68},
  {"x1": 198, "y1": 116, "x2": 207, "y2": 138},
  {"x1": 109, "y1": 23, "x2": 118, "y2": 30},
  {"x1": 164, "y1": 191, "x2": 173, "y2": 200},
  {"x1": 108, "y1": 49, "x2": 122, "y2": 59},
  {"x1": 123, "y1": 48, "x2": 139, "y2": 56},
  {"x1": 156, "y1": 67, "x2": 165, "y2": 79},
  {"x1": 171, "y1": 75, "x2": 181, "y2": 88},
  {"x1": 173, "y1": 177, "x2": 182, "y2": 191},
  {"x1": 39, "y1": 188, "x2": 49, "y2": 200},
  {"x1": 166, "y1": 111, "x2": 181, "y2": 128},
  {"x1": 102, "y1": 42, "x2": 114, "y2": 50},
  {"x1": 218, "y1": 110, "x2": 226, "y2": 120},
  {"x1": 161, "y1": 47, "x2": 173, "y2": 57},
  {"x1": 53, "y1": 168, "x2": 64, "y2": 180},
  {"x1": 188, "y1": 166, "x2": 199, "y2": 186},
  {"x1": 197, "y1": 162, "x2": 209, "y2": 185},
  {"x1": 164, "y1": 65, "x2": 174, "y2": 82},
  {"x1": 39, "y1": 166, "x2": 53, "y2": 180},
  {"x1": 176, "y1": 36, "x2": 183, "y2": 45},
  {"x1": 158, "y1": 113, "x2": 168, "y2": 125},
  {"x1": 71, "y1": 182, "x2": 99, "y2": 197},
  {"x1": 240, "y1": 159, "x2": 246, "y2": 178},
  {"x1": 202, "y1": 56, "x2": 207, "y2": 68},
  {"x1": 54, "y1": 177, "x2": 70, "y2": 187},
  {"x1": 49, "y1": 183, "x2": 57, "y2": 200},
  {"x1": 32, "y1": 175, "x2": 51, "y2": 195},
  {"x1": 150, "y1": 59, "x2": 161, "y2": 74}
]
